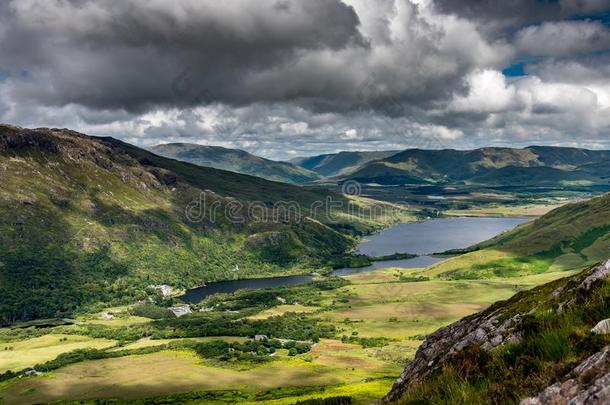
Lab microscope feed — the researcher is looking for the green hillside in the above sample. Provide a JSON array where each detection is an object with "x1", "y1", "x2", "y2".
[
  {"x1": 425, "y1": 193, "x2": 610, "y2": 279},
  {"x1": 0, "y1": 125, "x2": 411, "y2": 324},
  {"x1": 385, "y1": 259, "x2": 610, "y2": 404},
  {"x1": 291, "y1": 150, "x2": 400, "y2": 177},
  {"x1": 151, "y1": 143, "x2": 321, "y2": 184},
  {"x1": 343, "y1": 146, "x2": 610, "y2": 187}
]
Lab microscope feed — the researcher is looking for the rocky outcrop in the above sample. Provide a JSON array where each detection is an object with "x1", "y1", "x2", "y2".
[
  {"x1": 245, "y1": 231, "x2": 288, "y2": 248},
  {"x1": 521, "y1": 346, "x2": 610, "y2": 405},
  {"x1": 381, "y1": 299, "x2": 525, "y2": 402},
  {"x1": 578, "y1": 260, "x2": 610, "y2": 291},
  {"x1": 382, "y1": 260, "x2": 610, "y2": 403},
  {"x1": 0, "y1": 126, "x2": 165, "y2": 191},
  {"x1": 592, "y1": 319, "x2": 610, "y2": 335}
]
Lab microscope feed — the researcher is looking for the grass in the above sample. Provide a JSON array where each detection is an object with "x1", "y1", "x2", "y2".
[
  {"x1": 394, "y1": 264, "x2": 610, "y2": 404},
  {"x1": 109, "y1": 336, "x2": 250, "y2": 352},
  {"x1": 248, "y1": 305, "x2": 320, "y2": 320},
  {"x1": 0, "y1": 265, "x2": 582, "y2": 404},
  {"x1": 0, "y1": 349, "x2": 394, "y2": 404},
  {"x1": 0, "y1": 334, "x2": 116, "y2": 373},
  {"x1": 444, "y1": 201, "x2": 567, "y2": 218},
  {"x1": 79, "y1": 315, "x2": 152, "y2": 327}
]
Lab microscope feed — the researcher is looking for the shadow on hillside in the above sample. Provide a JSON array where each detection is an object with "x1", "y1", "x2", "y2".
[{"x1": 0, "y1": 199, "x2": 134, "y2": 325}]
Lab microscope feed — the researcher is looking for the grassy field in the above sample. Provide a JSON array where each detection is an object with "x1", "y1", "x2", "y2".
[
  {"x1": 316, "y1": 267, "x2": 578, "y2": 362},
  {"x1": 247, "y1": 305, "x2": 319, "y2": 320},
  {"x1": 108, "y1": 336, "x2": 250, "y2": 352},
  {"x1": 0, "y1": 263, "x2": 580, "y2": 404},
  {"x1": 0, "y1": 348, "x2": 397, "y2": 405},
  {"x1": 0, "y1": 334, "x2": 116, "y2": 373},
  {"x1": 444, "y1": 201, "x2": 568, "y2": 218}
]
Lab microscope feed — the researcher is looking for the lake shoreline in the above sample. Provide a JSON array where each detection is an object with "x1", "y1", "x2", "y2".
[{"x1": 180, "y1": 216, "x2": 530, "y2": 303}]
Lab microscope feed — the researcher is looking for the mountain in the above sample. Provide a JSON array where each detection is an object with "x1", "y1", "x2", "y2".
[
  {"x1": 383, "y1": 259, "x2": 610, "y2": 404},
  {"x1": 343, "y1": 146, "x2": 610, "y2": 186},
  {"x1": 150, "y1": 143, "x2": 321, "y2": 184},
  {"x1": 0, "y1": 125, "x2": 407, "y2": 324},
  {"x1": 426, "y1": 192, "x2": 610, "y2": 279},
  {"x1": 290, "y1": 150, "x2": 400, "y2": 177}
]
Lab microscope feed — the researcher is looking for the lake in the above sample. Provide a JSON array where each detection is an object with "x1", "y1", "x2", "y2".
[
  {"x1": 332, "y1": 217, "x2": 529, "y2": 276},
  {"x1": 181, "y1": 275, "x2": 314, "y2": 304},
  {"x1": 356, "y1": 217, "x2": 528, "y2": 257},
  {"x1": 182, "y1": 216, "x2": 529, "y2": 302}
]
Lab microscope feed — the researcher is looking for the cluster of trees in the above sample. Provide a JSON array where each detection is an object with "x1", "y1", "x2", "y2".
[
  {"x1": 193, "y1": 339, "x2": 311, "y2": 362},
  {"x1": 153, "y1": 312, "x2": 335, "y2": 341},
  {"x1": 202, "y1": 277, "x2": 349, "y2": 311}
]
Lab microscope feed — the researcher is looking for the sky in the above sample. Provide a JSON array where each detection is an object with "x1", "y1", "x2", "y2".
[{"x1": 1, "y1": 0, "x2": 610, "y2": 160}]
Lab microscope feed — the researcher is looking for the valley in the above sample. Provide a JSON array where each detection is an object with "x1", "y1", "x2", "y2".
[
  {"x1": 0, "y1": 262, "x2": 578, "y2": 404},
  {"x1": 3, "y1": 3, "x2": 610, "y2": 403},
  {"x1": 1, "y1": 195, "x2": 603, "y2": 404},
  {"x1": 1, "y1": 126, "x2": 609, "y2": 404}
]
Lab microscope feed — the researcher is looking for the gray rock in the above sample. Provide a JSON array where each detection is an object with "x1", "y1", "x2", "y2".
[
  {"x1": 578, "y1": 260, "x2": 610, "y2": 291},
  {"x1": 592, "y1": 319, "x2": 610, "y2": 335},
  {"x1": 381, "y1": 261, "x2": 610, "y2": 404},
  {"x1": 521, "y1": 346, "x2": 610, "y2": 405},
  {"x1": 550, "y1": 286, "x2": 564, "y2": 299}
]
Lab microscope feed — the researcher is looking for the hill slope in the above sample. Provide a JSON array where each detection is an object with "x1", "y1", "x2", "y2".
[
  {"x1": 291, "y1": 150, "x2": 400, "y2": 177},
  {"x1": 344, "y1": 146, "x2": 610, "y2": 187},
  {"x1": 425, "y1": 193, "x2": 610, "y2": 279},
  {"x1": 0, "y1": 125, "x2": 409, "y2": 324},
  {"x1": 150, "y1": 143, "x2": 321, "y2": 184},
  {"x1": 384, "y1": 259, "x2": 610, "y2": 404}
]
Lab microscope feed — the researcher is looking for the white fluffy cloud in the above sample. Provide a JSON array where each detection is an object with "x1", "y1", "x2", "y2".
[{"x1": 449, "y1": 70, "x2": 516, "y2": 113}]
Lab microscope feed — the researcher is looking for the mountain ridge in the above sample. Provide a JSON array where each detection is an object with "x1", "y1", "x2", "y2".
[
  {"x1": 150, "y1": 143, "x2": 321, "y2": 184},
  {"x1": 0, "y1": 124, "x2": 409, "y2": 324},
  {"x1": 291, "y1": 150, "x2": 401, "y2": 177},
  {"x1": 341, "y1": 146, "x2": 610, "y2": 186}
]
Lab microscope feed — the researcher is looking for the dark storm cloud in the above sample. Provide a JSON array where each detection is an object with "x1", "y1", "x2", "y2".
[
  {"x1": 432, "y1": 0, "x2": 560, "y2": 28},
  {"x1": 0, "y1": 0, "x2": 517, "y2": 115},
  {"x1": 1, "y1": 0, "x2": 610, "y2": 159},
  {"x1": 432, "y1": 0, "x2": 610, "y2": 29},
  {"x1": 0, "y1": 0, "x2": 365, "y2": 111}
]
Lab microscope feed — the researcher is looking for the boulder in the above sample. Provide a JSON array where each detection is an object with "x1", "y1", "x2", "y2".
[
  {"x1": 592, "y1": 319, "x2": 610, "y2": 335},
  {"x1": 521, "y1": 346, "x2": 610, "y2": 405}
]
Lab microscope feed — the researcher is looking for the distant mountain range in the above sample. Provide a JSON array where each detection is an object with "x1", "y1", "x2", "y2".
[
  {"x1": 150, "y1": 144, "x2": 610, "y2": 189},
  {"x1": 150, "y1": 143, "x2": 321, "y2": 184},
  {"x1": 334, "y1": 146, "x2": 610, "y2": 187},
  {"x1": 290, "y1": 150, "x2": 400, "y2": 177}
]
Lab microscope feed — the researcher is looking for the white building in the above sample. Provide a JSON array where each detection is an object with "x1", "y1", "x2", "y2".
[{"x1": 168, "y1": 305, "x2": 192, "y2": 317}]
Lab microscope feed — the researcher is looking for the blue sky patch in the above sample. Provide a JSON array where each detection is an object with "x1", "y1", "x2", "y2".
[{"x1": 503, "y1": 63, "x2": 526, "y2": 77}]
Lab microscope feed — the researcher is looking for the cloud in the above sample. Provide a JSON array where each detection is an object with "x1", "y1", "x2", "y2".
[
  {"x1": 0, "y1": 0, "x2": 609, "y2": 159},
  {"x1": 0, "y1": 0, "x2": 513, "y2": 113},
  {"x1": 432, "y1": 0, "x2": 610, "y2": 29},
  {"x1": 2, "y1": 0, "x2": 365, "y2": 110},
  {"x1": 527, "y1": 53, "x2": 610, "y2": 84},
  {"x1": 560, "y1": 0, "x2": 610, "y2": 15},
  {"x1": 449, "y1": 70, "x2": 516, "y2": 114},
  {"x1": 516, "y1": 20, "x2": 610, "y2": 57}
]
